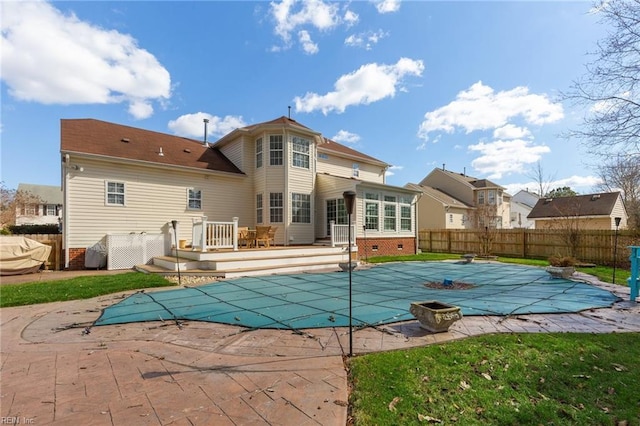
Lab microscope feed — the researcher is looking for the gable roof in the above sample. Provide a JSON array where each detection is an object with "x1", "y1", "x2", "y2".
[
  {"x1": 405, "y1": 183, "x2": 473, "y2": 208},
  {"x1": 528, "y1": 192, "x2": 622, "y2": 219},
  {"x1": 61, "y1": 119, "x2": 244, "y2": 175},
  {"x1": 318, "y1": 137, "x2": 388, "y2": 167},
  {"x1": 16, "y1": 184, "x2": 62, "y2": 204},
  {"x1": 421, "y1": 168, "x2": 505, "y2": 191}
]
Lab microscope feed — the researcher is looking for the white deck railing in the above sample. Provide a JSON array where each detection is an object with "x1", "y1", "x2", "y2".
[
  {"x1": 192, "y1": 216, "x2": 238, "y2": 251},
  {"x1": 331, "y1": 222, "x2": 356, "y2": 247}
]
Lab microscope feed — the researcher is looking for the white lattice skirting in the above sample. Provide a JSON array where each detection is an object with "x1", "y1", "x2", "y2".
[{"x1": 106, "y1": 233, "x2": 168, "y2": 270}]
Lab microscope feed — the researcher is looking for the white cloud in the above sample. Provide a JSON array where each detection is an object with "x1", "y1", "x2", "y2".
[
  {"x1": 504, "y1": 175, "x2": 602, "y2": 196},
  {"x1": 298, "y1": 30, "x2": 319, "y2": 54},
  {"x1": 344, "y1": 10, "x2": 359, "y2": 26},
  {"x1": 493, "y1": 124, "x2": 532, "y2": 140},
  {"x1": 270, "y1": 0, "x2": 342, "y2": 51},
  {"x1": 168, "y1": 113, "x2": 246, "y2": 139},
  {"x1": 374, "y1": 0, "x2": 401, "y2": 13},
  {"x1": 294, "y1": 57, "x2": 424, "y2": 114},
  {"x1": 332, "y1": 130, "x2": 361, "y2": 144},
  {"x1": 344, "y1": 29, "x2": 388, "y2": 50},
  {"x1": 469, "y1": 139, "x2": 551, "y2": 179},
  {"x1": 418, "y1": 81, "x2": 563, "y2": 140},
  {"x1": 0, "y1": 1, "x2": 171, "y2": 120}
]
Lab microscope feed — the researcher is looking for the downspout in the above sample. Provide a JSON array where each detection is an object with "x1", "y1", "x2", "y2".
[
  {"x1": 413, "y1": 192, "x2": 422, "y2": 254},
  {"x1": 62, "y1": 153, "x2": 70, "y2": 269}
]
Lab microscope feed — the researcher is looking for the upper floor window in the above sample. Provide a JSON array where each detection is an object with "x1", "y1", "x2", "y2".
[
  {"x1": 318, "y1": 153, "x2": 329, "y2": 160},
  {"x1": 270, "y1": 135, "x2": 283, "y2": 166},
  {"x1": 477, "y1": 191, "x2": 485, "y2": 205},
  {"x1": 449, "y1": 213, "x2": 454, "y2": 223},
  {"x1": 352, "y1": 163, "x2": 359, "y2": 177},
  {"x1": 188, "y1": 188, "x2": 202, "y2": 210},
  {"x1": 292, "y1": 136, "x2": 310, "y2": 169},
  {"x1": 488, "y1": 190, "x2": 496, "y2": 205},
  {"x1": 21, "y1": 205, "x2": 37, "y2": 215},
  {"x1": 256, "y1": 193, "x2": 263, "y2": 224},
  {"x1": 256, "y1": 138, "x2": 263, "y2": 169},
  {"x1": 106, "y1": 181, "x2": 125, "y2": 206},
  {"x1": 292, "y1": 193, "x2": 311, "y2": 223},
  {"x1": 270, "y1": 192, "x2": 283, "y2": 223},
  {"x1": 45, "y1": 205, "x2": 57, "y2": 216}
]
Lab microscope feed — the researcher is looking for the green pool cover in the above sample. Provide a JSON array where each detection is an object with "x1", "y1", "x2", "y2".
[{"x1": 95, "y1": 262, "x2": 620, "y2": 330}]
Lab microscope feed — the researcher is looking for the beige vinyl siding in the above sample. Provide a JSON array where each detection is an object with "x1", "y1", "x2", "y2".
[
  {"x1": 315, "y1": 174, "x2": 356, "y2": 238},
  {"x1": 316, "y1": 154, "x2": 384, "y2": 184},
  {"x1": 219, "y1": 137, "x2": 245, "y2": 171},
  {"x1": 287, "y1": 135, "x2": 315, "y2": 244},
  {"x1": 420, "y1": 169, "x2": 474, "y2": 206},
  {"x1": 65, "y1": 158, "x2": 251, "y2": 248},
  {"x1": 611, "y1": 198, "x2": 628, "y2": 229}
]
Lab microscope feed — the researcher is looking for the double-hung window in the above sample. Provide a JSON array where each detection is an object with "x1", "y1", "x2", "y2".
[
  {"x1": 188, "y1": 188, "x2": 202, "y2": 210},
  {"x1": 400, "y1": 195, "x2": 412, "y2": 231},
  {"x1": 478, "y1": 191, "x2": 485, "y2": 205},
  {"x1": 352, "y1": 163, "x2": 359, "y2": 177},
  {"x1": 292, "y1": 193, "x2": 311, "y2": 223},
  {"x1": 256, "y1": 193, "x2": 263, "y2": 224},
  {"x1": 292, "y1": 136, "x2": 310, "y2": 169},
  {"x1": 270, "y1": 192, "x2": 283, "y2": 223},
  {"x1": 106, "y1": 181, "x2": 125, "y2": 206},
  {"x1": 256, "y1": 138, "x2": 263, "y2": 168},
  {"x1": 364, "y1": 193, "x2": 379, "y2": 230},
  {"x1": 383, "y1": 195, "x2": 396, "y2": 231},
  {"x1": 45, "y1": 205, "x2": 57, "y2": 216},
  {"x1": 269, "y1": 135, "x2": 283, "y2": 166},
  {"x1": 488, "y1": 190, "x2": 496, "y2": 205}
]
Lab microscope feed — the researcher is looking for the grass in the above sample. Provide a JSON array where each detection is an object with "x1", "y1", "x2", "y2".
[
  {"x1": 349, "y1": 333, "x2": 640, "y2": 425},
  {"x1": 0, "y1": 272, "x2": 174, "y2": 308},
  {"x1": 368, "y1": 252, "x2": 632, "y2": 286}
]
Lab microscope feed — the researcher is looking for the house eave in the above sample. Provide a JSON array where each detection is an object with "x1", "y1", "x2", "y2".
[{"x1": 61, "y1": 150, "x2": 247, "y2": 179}]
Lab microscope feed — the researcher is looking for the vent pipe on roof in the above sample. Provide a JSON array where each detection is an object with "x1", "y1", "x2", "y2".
[
  {"x1": 288, "y1": 106, "x2": 291, "y2": 119},
  {"x1": 203, "y1": 118, "x2": 209, "y2": 146},
  {"x1": 463, "y1": 167, "x2": 466, "y2": 177},
  {"x1": 442, "y1": 163, "x2": 445, "y2": 171}
]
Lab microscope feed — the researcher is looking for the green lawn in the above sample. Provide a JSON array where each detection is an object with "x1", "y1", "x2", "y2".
[
  {"x1": 349, "y1": 333, "x2": 640, "y2": 425},
  {"x1": 0, "y1": 272, "x2": 174, "y2": 307}
]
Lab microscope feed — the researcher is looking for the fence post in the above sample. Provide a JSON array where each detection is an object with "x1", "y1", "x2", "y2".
[
  {"x1": 200, "y1": 216, "x2": 208, "y2": 252},
  {"x1": 330, "y1": 220, "x2": 336, "y2": 247},
  {"x1": 232, "y1": 217, "x2": 239, "y2": 251}
]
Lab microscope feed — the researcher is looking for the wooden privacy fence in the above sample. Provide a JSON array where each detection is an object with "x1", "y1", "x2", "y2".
[
  {"x1": 418, "y1": 229, "x2": 639, "y2": 267},
  {"x1": 20, "y1": 234, "x2": 63, "y2": 271}
]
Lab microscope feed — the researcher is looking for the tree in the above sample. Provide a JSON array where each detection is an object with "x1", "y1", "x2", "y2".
[
  {"x1": 563, "y1": 0, "x2": 640, "y2": 157},
  {"x1": 545, "y1": 187, "x2": 578, "y2": 198},
  {"x1": 527, "y1": 161, "x2": 555, "y2": 197},
  {"x1": 595, "y1": 154, "x2": 640, "y2": 229}
]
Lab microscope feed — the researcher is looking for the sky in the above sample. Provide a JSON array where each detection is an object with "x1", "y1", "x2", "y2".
[{"x1": 1, "y1": 0, "x2": 609, "y2": 196}]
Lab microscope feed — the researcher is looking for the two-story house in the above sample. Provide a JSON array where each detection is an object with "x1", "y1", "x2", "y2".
[
  {"x1": 408, "y1": 167, "x2": 511, "y2": 230},
  {"x1": 60, "y1": 117, "x2": 419, "y2": 269},
  {"x1": 15, "y1": 183, "x2": 63, "y2": 226}
]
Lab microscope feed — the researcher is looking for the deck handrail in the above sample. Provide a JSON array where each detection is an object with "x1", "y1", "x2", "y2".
[
  {"x1": 331, "y1": 222, "x2": 356, "y2": 247},
  {"x1": 192, "y1": 216, "x2": 238, "y2": 251}
]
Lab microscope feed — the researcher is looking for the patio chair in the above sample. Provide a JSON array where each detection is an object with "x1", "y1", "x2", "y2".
[
  {"x1": 254, "y1": 226, "x2": 271, "y2": 248},
  {"x1": 237, "y1": 227, "x2": 251, "y2": 248},
  {"x1": 267, "y1": 226, "x2": 277, "y2": 247}
]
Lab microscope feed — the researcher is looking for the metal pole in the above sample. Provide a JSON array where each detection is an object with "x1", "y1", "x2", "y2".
[
  {"x1": 348, "y1": 212, "x2": 353, "y2": 357},
  {"x1": 171, "y1": 220, "x2": 181, "y2": 286},
  {"x1": 613, "y1": 218, "x2": 621, "y2": 284}
]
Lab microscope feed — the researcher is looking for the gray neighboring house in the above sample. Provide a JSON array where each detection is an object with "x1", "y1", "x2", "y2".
[
  {"x1": 510, "y1": 190, "x2": 539, "y2": 229},
  {"x1": 15, "y1": 183, "x2": 63, "y2": 226}
]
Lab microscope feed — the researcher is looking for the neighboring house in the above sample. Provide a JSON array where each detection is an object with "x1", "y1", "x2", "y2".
[
  {"x1": 510, "y1": 190, "x2": 539, "y2": 229},
  {"x1": 15, "y1": 183, "x2": 63, "y2": 226},
  {"x1": 408, "y1": 167, "x2": 512, "y2": 230},
  {"x1": 60, "y1": 117, "x2": 420, "y2": 269},
  {"x1": 527, "y1": 192, "x2": 628, "y2": 230},
  {"x1": 404, "y1": 183, "x2": 473, "y2": 229}
]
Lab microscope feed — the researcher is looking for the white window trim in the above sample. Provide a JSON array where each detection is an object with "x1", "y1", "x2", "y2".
[
  {"x1": 291, "y1": 136, "x2": 310, "y2": 169},
  {"x1": 187, "y1": 188, "x2": 202, "y2": 211},
  {"x1": 105, "y1": 181, "x2": 126, "y2": 206}
]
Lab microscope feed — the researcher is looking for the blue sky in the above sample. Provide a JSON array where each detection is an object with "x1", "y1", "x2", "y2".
[{"x1": 1, "y1": 0, "x2": 607, "y2": 195}]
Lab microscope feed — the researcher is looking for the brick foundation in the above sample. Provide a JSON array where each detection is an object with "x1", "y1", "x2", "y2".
[
  {"x1": 67, "y1": 248, "x2": 86, "y2": 270},
  {"x1": 356, "y1": 237, "x2": 416, "y2": 259}
]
